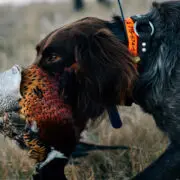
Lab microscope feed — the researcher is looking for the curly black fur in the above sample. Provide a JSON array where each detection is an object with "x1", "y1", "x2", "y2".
[
  {"x1": 120, "y1": 1, "x2": 180, "y2": 179},
  {"x1": 131, "y1": 1, "x2": 180, "y2": 179}
]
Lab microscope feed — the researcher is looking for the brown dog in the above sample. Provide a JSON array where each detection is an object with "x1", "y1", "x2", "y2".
[
  {"x1": 19, "y1": 1, "x2": 180, "y2": 180},
  {"x1": 30, "y1": 16, "x2": 136, "y2": 179},
  {"x1": 34, "y1": 17, "x2": 136, "y2": 137}
]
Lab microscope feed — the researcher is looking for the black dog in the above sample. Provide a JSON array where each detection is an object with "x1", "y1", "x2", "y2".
[
  {"x1": 114, "y1": 1, "x2": 180, "y2": 179},
  {"x1": 26, "y1": 1, "x2": 180, "y2": 179}
]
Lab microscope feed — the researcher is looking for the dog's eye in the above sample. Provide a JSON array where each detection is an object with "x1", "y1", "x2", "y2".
[{"x1": 47, "y1": 54, "x2": 61, "y2": 63}]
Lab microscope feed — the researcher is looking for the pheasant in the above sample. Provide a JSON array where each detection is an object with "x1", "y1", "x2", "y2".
[
  {"x1": 20, "y1": 65, "x2": 77, "y2": 161},
  {"x1": 1, "y1": 65, "x2": 76, "y2": 174},
  {"x1": 0, "y1": 64, "x2": 123, "y2": 179}
]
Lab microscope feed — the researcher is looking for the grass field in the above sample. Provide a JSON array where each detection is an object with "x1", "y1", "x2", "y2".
[{"x1": 0, "y1": 0, "x2": 168, "y2": 179}]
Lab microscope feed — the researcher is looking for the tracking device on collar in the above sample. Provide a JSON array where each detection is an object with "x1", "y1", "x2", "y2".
[
  {"x1": 106, "y1": 0, "x2": 155, "y2": 129},
  {"x1": 125, "y1": 16, "x2": 154, "y2": 59},
  {"x1": 117, "y1": 0, "x2": 155, "y2": 58},
  {"x1": 107, "y1": 106, "x2": 122, "y2": 129},
  {"x1": 130, "y1": 15, "x2": 154, "y2": 58}
]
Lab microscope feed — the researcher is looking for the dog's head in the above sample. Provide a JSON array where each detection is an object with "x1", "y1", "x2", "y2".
[{"x1": 34, "y1": 17, "x2": 137, "y2": 121}]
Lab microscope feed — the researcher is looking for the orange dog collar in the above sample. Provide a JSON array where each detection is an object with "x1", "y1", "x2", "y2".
[{"x1": 125, "y1": 17, "x2": 138, "y2": 57}]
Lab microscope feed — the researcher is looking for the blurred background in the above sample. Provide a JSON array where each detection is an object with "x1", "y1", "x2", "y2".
[{"x1": 0, "y1": 0, "x2": 168, "y2": 179}]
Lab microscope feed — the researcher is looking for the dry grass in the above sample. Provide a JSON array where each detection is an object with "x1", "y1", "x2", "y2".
[
  {"x1": 71, "y1": 104, "x2": 167, "y2": 179},
  {"x1": 0, "y1": 136, "x2": 34, "y2": 179},
  {"x1": 0, "y1": 1, "x2": 168, "y2": 179}
]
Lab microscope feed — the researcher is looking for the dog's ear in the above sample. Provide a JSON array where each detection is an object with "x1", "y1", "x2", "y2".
[{"x1": 75, "y1": 28, "x2": 137, "y2": 105}]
